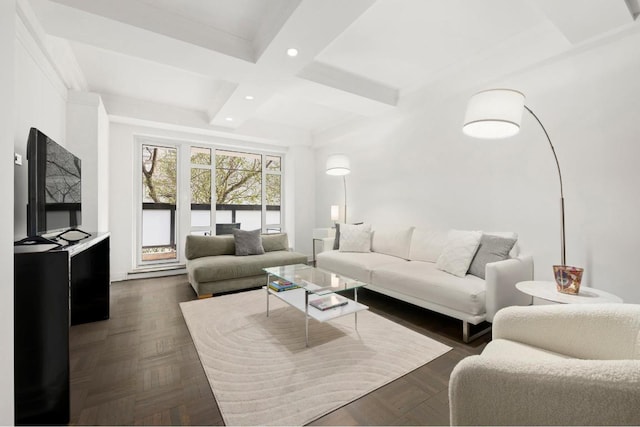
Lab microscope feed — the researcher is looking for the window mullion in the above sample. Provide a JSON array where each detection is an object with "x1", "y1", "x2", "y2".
[{"x1": 261, "y1": 154, "x2": 267, "y2": 233}]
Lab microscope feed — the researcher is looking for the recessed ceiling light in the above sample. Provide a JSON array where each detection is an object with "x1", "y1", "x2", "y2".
[
  {"x1": 286, "y1": 48, "x2": 298, "y2": 57},
  {"x1": 225, "y1": 117, "x2": 233, "y2": 122},
  {"x1": 245, "y1": 95, "x2": 254, "y2": 100}
]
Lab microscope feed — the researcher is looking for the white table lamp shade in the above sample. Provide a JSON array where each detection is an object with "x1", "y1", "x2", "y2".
[
  {"x1": 330, "y1": 205, "x2": 340, "y2": 221},
  {"x1": 463, "y1": 89, "x2": 525, "y2": 139},
  {"x1": 326, "y1": 154, "x2": 351, "y2": 176}
]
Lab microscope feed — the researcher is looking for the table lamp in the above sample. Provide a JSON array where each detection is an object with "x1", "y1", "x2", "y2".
[
  {"x1": 330, "y1": 205, "x2": 340, "y2": 226},
  {"x1": 326, "y1": 154, "x2": 351, "y2": 223}
]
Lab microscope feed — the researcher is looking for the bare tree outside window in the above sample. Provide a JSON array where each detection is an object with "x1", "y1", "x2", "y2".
[
  {"x1": 215, "y1": 150, "x2": 262, "y2": 205},
  {"x1": 142, "y1": 146, "x2": 176, "y2": 204},
  {"x1": 141, "y1": 145, "x2": 177, "y2": 261}
]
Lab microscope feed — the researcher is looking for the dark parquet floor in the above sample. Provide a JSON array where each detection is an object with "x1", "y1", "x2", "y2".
[{"x1": 69, "y1": 274, "x2": 489, "y2": 426}]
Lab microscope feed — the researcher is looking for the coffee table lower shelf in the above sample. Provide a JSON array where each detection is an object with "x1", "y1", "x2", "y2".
[{"x1": 266, "y1": 287, "x2": 369, "y2": 347}]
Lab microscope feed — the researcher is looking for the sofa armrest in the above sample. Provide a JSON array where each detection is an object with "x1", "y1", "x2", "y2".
[
  {"x1": 449, "y1": 356, "x2": 640, "y2": 426},
  {"x1": 484, "y1": 255, "x2": 534, "y2": 322},
  {"x1": 320, "y1": 237, "x2": 335, "y2": 253},
  {"x1": 493, "y1": 304, "x2": 640, "y2": 359}
]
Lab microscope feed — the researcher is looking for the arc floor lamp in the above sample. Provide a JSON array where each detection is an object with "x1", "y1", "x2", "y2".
[
  {"x1": 463, "y1": 89, "x2": 582, "y2": 293},
  {"x1": 326, "y1": 154, "x2": 351, "y2": 223}
]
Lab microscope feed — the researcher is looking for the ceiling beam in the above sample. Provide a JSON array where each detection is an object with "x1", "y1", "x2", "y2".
[
  {"x1": 102, "y1": 93, "x2": 312, "y2": 147},
  {"x1": 49, "y1": 0, "x2": 254, "y2": 62},
  {"x1": 209, "y1": 0, "x2": 390, "y2": 128},
  {"x1": 298, "y1": 61, "x2": 397, "y2": 106},
  {"x1": 30, "y1": 0, "x2": 255, "y2": 81}
]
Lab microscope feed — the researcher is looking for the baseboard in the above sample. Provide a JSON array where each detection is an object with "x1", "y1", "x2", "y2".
[{"x1": 110, "y1": 266, "x2": 187, "y2": 282}]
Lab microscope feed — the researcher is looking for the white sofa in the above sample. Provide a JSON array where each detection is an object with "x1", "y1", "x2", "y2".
[
  {"x1": 316, "y1": 226, "x2": 533, "y2": 342},
  {"x1": 449, "y1": 304, "x2": 640, "y2": 425}
]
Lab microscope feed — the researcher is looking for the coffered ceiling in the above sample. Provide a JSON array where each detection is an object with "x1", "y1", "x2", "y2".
[{"x1": 26, "y1": 0, "x2": 638, "y2": 145}]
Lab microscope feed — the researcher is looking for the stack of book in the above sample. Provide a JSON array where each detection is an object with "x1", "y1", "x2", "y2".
[{"x1": 269, "y1": 279, "x2": 298, "y2": 292}]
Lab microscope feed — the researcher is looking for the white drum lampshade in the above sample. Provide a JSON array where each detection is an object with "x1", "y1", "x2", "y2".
[
  {"x1": 330, "y1": 205, "x2": 340, "y2": 221},
  {"x1": 463, "y1": 89, "x2": 525, "y2": 139},
  {"x1": 325, "y1": 154, "x2": 351, "y2": 176}
]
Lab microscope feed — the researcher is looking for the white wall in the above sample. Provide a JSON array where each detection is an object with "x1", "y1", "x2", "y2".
[
  {"x1": 66, "y1": 91, "x2": 110, "y2": 232},
  {"x1": 109, "y1": 122, "x2": 313, "y2": 281},
  {"x1": 108, "y1": 123, "x2": 135, "y2": 281},
  {"x1": 6, "y1": 0, "x2": 70, "y2": 422},
  {"x1": 1, "y1": 1, "x2": 16, "y2": 423},
  {"x1": 13, "y1": 13, "x2": 68, "y2": 240},
  {"x1": 315, "y1": 29, "x2": 640, "y2": 304},
  {"x1": 288, "y1": 145, "x2": 315, "y2": 256}
]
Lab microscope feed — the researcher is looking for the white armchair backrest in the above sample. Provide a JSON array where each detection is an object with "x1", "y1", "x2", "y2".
[{"x1": 493, "y1": 304, "x2": 640, "y2": 360}]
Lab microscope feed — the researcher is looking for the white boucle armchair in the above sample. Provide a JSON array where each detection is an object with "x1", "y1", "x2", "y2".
[{"x1": 449, "y1": 303, "x2": 640, "y2": 426}]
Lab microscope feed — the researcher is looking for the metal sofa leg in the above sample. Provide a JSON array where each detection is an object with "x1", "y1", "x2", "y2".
[{"x1": 462, "y1": 321, "x2": 492, "y2": 343}]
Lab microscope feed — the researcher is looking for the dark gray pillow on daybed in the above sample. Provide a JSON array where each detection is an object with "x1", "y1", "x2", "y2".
[{"x1": 232, "y1": 228, "x2": 265, "y2": 256}]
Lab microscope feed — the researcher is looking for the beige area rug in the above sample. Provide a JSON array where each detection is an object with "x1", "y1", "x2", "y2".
[{"x1": 180, "y1": 289, "x2": 451, "y2": 426}]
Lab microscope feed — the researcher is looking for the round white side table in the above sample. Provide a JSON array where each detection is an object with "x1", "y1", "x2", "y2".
[{"x1": 516, "y1": 280, "x2": 623, "y2": 304}]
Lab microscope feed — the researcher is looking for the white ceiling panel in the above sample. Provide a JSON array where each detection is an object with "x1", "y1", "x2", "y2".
[
  {"x1": 136, "y1": 0, "x2": 291, "y2": 42},
  {"x1": 315, "y1": 0, "x2": 546, "y2": 90},
  {"x1": 70, "y1": 42, "x2": 231, "y2": 113},
  {"x1": 253, "y1": 93, "x2": 359, "y2": 131}
]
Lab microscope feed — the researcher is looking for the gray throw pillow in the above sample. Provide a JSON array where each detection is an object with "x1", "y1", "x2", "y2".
[
  {"x1": 333, "y1": 223, "x2": 342, "y2": 250},
  {"x1": 232, "y1": 229, "x2": 265, "y2": 256},
  {"x1": 468, "y1": 234, "x2": 517, "y2": 279}
]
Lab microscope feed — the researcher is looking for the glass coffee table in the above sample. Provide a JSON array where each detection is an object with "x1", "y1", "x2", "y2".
[{"x1": 263, "y1": 264, "x2": 369, "y2": 347}]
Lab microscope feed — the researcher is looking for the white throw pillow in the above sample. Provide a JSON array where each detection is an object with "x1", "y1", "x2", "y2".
[
  {"x1": 436, "y1": 229, "x2": 482, "y2": 277},
  {"x1": 339, "y1": 224, "x2": 372, "y2": 253},
  {"x1": 409, "y1": 228, "x2": 449, "y2": 262},
  {"x1": 371, "y1": 226, "x2": 415, "y2": 259}
]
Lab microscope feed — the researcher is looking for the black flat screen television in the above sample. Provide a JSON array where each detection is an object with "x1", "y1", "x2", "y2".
[{"x1": 27, "y1": 127, "x2": 82, "y2": 237}]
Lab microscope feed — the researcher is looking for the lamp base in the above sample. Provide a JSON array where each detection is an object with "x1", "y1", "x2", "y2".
[{"x1": 553, "y1": 265, "x2": 584, "y2": 294}]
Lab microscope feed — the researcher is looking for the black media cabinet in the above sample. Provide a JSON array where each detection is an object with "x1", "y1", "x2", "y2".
[{"x1": 14, "y1": 232, "x2": 110, "y2": 425}]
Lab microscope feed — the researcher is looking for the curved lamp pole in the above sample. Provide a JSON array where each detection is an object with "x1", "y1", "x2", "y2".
[
  {"x1": 463, "y1": 89, "x2": 566, "y2": 266},
  {"x1": 524, "y1": 105, "x2": 566, "y2": 265}
]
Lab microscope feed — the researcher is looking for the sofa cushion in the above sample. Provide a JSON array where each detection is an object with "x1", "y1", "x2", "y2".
[
  {"x1": 188, "y1": 250, "x2": 307, "y2": 284},
  {"x1": 262, "y1": 233, "x2": 289, "y2": 252},
  {"x1": 371, "y1": 226, "x2": 414, "y2": 260},
  {"x1": 481, "y1": 339, "x2": 571, "y2": 361},
  {"x1": 436, "y1": 230, "x2": 482, "y2": 277},
  {"x1": 185, "y1": 234, "x2": 235, "y2": 260},
  {"x1": 468, "y1": 234, "x2": 517, "y2": 279},
  {"x1": 233, "y1": 228, "x2": 265, "y2": 256},
  {"x1": 372, "y1": 261, "x2": 486, "y2": 316},
  {"x1": 317, "y1": 250, "x2": 406, "y2": 283},
  {"x1": 409, "y1": 228, "x2": 448, "y2": 262},
  {"x1": 339, "y1": 223, "x2": 372, "y2": 253}
]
